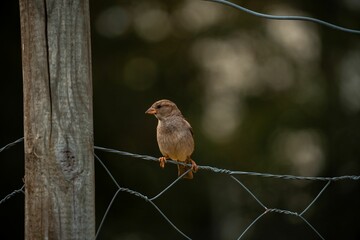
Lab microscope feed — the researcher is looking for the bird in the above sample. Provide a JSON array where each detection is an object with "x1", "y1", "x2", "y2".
[{"x1": 145, "y1": 99, "x2": 198, "y2": 179}]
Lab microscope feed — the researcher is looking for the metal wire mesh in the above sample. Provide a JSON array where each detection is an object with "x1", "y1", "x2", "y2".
[
  {"x1": 1, "y1": 2, "x2": 360, "y2": 239},
  {"x1": 1, "y1": 138, "x2": 360, "y2": 239}
]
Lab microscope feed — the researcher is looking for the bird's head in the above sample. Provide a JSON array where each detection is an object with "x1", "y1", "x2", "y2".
[{"x1": 145, "y1": 99, "x2": 182, "y2": 120}]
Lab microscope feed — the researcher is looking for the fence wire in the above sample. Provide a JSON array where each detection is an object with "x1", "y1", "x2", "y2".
[
  {"x1": 2, "y1": 2, "x2": 359, "y2": 239},
  {"x1": 1, "y1": 137, "x2": 360, "y2": 239},
  {"x1": 206, "y1": 0, "x2": 360, "y2": 34}
]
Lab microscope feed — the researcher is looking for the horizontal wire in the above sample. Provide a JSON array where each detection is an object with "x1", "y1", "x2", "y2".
[
  {"x1": 2, "y1": 139, "x2": 358, "y2": 182},
  {"x1": 205, "y1": 0, "x2": 360, "y2": 34},
  {"x1": 94, "y1": 145, "x2": 360, "y2": 182},
  {"x1": 2, "y1": 138, "x2": 359, "y2": 240}
]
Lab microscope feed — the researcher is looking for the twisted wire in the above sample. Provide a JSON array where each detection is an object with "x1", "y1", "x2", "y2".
[
  {"x1": 0, "y1": 137, "x2": 24, "y2": 153},
  {"x1": 94, "y1": 153, "x2": 192, "y2": 240},
  {"x1": 1, "y1": 138, "x2": 360, "y2": 240},
  {"x1": 93, "y1": 145, "x2": 359, "y2": 240},
  {"x1": 94, "y1": 146, "x2": 360, "y2": 182},
  {"x1": 0, "y1": 185, "x2": 25, "y2": 205},
  {"x1": 205, "y1": 0, "x2": 360, "y2": 34}
]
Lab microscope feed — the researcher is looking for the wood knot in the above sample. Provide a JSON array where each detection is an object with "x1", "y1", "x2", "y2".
[{"x1": 58, "y1": 147, "x2": 77, "y2": 181}]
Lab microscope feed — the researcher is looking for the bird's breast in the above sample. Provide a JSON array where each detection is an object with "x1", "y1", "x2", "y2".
[{"x1": 156, "y1": 119, "x2": 194, "y2": 161}]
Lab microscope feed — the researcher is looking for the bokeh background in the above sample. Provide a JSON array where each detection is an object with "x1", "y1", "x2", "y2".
[{"x1": 1, "y1": 0, "x2": 360, "y2": 239}]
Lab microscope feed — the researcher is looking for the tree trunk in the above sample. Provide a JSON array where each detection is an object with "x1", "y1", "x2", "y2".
[{"x1": 19, "y1": 0, "x2": 95, "y2": 239}]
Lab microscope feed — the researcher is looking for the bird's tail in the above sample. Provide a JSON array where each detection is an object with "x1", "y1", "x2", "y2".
[{"x1": 177, "y1": 158, "x2": 194, "y2": 179}]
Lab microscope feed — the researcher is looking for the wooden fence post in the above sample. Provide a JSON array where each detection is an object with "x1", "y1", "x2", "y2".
[{"x1": 19, "y1": 0, "x2": 95, "y2": 239}]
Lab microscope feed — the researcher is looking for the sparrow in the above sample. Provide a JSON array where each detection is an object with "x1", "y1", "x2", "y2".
[{"x1": 145, "y1": 99, "x2": 198, "y2": 179}]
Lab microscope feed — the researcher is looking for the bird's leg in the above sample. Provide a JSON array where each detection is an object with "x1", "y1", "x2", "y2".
[
  {"x1": 159, "y1": 156, "x2": 168, "y2": 168},
  {"x1": 190, "y1": 159, "x2": 198, "y2": 173}
]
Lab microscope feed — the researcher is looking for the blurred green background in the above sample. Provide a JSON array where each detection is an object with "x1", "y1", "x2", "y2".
[{"x1": 1, "y1": 0, "x2": 360, "y2": 239}]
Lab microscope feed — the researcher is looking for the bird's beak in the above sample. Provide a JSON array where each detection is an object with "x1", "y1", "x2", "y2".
[{"x1": 145, "y1": 107, "x2": 157, "y2": 115}]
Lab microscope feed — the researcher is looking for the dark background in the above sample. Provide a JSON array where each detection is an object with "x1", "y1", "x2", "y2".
[{"x1": 1, "y1": 0, "x2": 360, "y2": 239}]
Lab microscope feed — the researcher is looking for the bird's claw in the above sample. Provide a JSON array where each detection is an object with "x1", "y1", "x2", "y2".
[
  {"x1": 191, "y1": 159, "x2": 198, "y2": 173},
  {"x1": 159, "y1": 157, "x2": 167, "y2": 168}
]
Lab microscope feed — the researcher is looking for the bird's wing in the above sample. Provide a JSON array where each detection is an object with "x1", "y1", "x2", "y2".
[
  {"x1": 189, "y1": 126, "x2": 194, "y2": 136},
  {"x1": 184, "y1": 119, "x2": 194, "y2": 136}
]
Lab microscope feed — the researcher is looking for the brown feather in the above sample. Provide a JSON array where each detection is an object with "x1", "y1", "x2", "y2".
[{"x1": 146, "y1": 99, "x2": 197, "y2": 179}]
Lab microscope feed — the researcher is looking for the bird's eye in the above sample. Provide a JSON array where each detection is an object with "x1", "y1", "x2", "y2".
[{"x1": 156, "y1": 105, "x2": 162, "y2": 109}]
